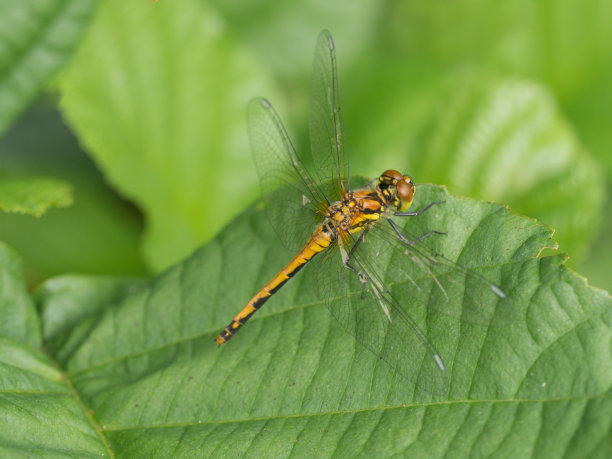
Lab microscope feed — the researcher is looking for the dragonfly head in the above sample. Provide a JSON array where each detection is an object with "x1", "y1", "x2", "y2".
[{"x1": 378, "y1": 169, "x2": 415, "y2": 211}]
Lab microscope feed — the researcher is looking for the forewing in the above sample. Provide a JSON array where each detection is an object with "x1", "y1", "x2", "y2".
[
  {"x1": 315, "y1": 231, "x2": 450, "y2": 395},
  {"x1": 247, "y1": 97, "x2": 326, "y2": 251},
  {"x1": 309, "y1": 30, "x2": 349, "y2": 201},
  {"x1": 314, "y1": 211, "x2": 514, "y2": 394},
  {"x1": 371, "y1": 219, "x2": 515, "y2": 327}
]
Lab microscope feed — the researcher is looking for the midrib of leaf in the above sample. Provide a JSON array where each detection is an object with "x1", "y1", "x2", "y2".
[
  {"x1": 57, "y1": 363, "x2": 114, "y2": 458},
  {"x1": 97, "y1": 393, "x2": 612, "y2": 432}
]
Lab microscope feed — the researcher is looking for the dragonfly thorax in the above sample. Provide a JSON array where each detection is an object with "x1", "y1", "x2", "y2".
[
  {"x1": 325, "y1": 190, "x2": 386, "y2": 234},
  {"x1": 322, "y1": 170, "x2": 414, "y2": 235}
]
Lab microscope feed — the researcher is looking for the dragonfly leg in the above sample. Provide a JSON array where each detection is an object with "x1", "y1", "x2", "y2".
[
  {"x1": 394, "y1": 200, "x2": 445, "y2": 217},
  {"x1": 388, "y1": 219, "x2": 445, "y2": 246},
  {"x1": 341, "y1": 229, "x2": 370, "y2": 297},
  {"x1": 344, "y1": 228, "x2": 368, "y2": 268}
]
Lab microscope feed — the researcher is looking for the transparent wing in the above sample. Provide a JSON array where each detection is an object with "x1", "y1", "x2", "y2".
[
  {"x1": 247, "y1": 97, "x2": 328, "y2": 251},
  {"x1": 313, "y1": 213, "x2": 514, "y2": 395},
  {"x1": 309, "y1": 30, "x2": 349, "y2": 201},
  {"x1": 370, "y1": 218, "x2": 515, "y2": 327},
  {"x1": 315, "y1": 232, "x2": 450, "y2": 395}
]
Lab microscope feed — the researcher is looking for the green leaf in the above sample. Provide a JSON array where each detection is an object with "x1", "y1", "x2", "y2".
[
  {"x1": 0, "y1": 0, "x2": 98, "y2": 135},
  {"x1": 0, "y1": 242, "x2": 40, "y2": 348},
  {"x1": 209, "y1": 0, "x2": 381, "y2": 78},
  {"x1": 0, "y1": 174, "x2": 146, "y2": 283},
  {"x1": 35, "y1": 275, "x2": 147, "y2": 363},
  {"x1": 0, "y1": 243, "x2": 108, "y2": 456},
  {"x1": 580, "y1": 189, "x2": 612, "y2": 293},
  {"x1": 0, "y1": 337, "x2": 110, "y2": 457},
  {"x1": 341, "y1": 56, "x2": 446, "y2": 177},
  {"x1": 0, "y1": 102, "x2": 148, "y2": 283},
  {"x1": 408, "y1": 76, "x2": 604, "y2": 265},
  {"x1": 383, "y1": 0, "x2": 612, "y2": 100},
  {"x1": 60, "y1": 0, "x2": 275, "y2": 272},
  {"x1": 32, "y1": 185, "x2": 612, "y2": 456},
  {"x1": 0, "y1": 176, "x2": 72, "y2": 216},
  {"x1": 381, "y1": 0, "x2": 612, "y2": 177}
]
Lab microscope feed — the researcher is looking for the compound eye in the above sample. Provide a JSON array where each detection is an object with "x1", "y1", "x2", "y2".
[
  {"x1": 402, "y1": 175, "x2": 414, "y2": 192},
  {"x1": 382, "y1": 169, "x2": 403, "y2": 180},
  {"x1": 397, "y1": 179, "x2": 414, "y2": 211}
]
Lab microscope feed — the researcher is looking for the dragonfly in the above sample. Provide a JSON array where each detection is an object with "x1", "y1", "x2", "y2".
[{"x1": 216, "y1": 30, "x2": 511, "y2": 394}]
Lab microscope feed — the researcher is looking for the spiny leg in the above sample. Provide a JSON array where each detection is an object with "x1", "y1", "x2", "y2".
[
  {"x1": 342, "y1": 227, "x2": 392, "y2": 320},
  {"x1": 394, "y1": 200, "x2": 445, "y2": 217},
  {"x1": 342, "y1": 229, "x2": 370, "y2": 297},
  {"x1": 388, "y1": 219, "x2": 446, "y2": 246},
  {"x1": 345, "y1": 228, "x2": 368, "y2": 267}
]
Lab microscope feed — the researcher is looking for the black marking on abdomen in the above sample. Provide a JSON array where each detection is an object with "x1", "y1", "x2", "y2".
[
  {"x1": 252, "y1": 294, "x2": 271, "y2": 310},
  {"x1": 268, "y1": 277, "x2": 291, "y2": 295}
]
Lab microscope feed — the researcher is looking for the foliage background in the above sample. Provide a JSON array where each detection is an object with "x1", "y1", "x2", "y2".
[
  {"x1": 1, "y1": 0, "x2": 611, "y2": 290},
  {"x1": 1, "y1": 0, "x2": 611, "y2": 456}
]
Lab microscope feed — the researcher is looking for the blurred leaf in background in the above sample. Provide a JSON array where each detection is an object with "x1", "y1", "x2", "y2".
[
  {"x1": 0, "y1": 242, "x2": 40, "y2": 348},
  {"x1": 0, "y1": 175, "x2": 72, "y2": 217},
  {"x1": 343, "y1": 0, "x2": 612, "y2": 290},
  {"x1": 0, "y1": 0, "x2": 98, "y2": 135},
  {"x1": 60, "y1": 0, "x2": 276, "y2": 272},
  {"x1": 408, "y1": 76, "x2": 603, "y2": 265},
  {"x1": 382, "y1": 0, "x2": 612, "y2": 165},
  {"x1": 2, "y1": 0, "x2": 610, "y2": 290},
  {"x1": 0, "y1": 0, "x2": 145, "y2": 285},
  {"x1": 59, "y1": 0, "x2": 385, "y2": 273},
  {"x1": 209, "y1": 0, "x2": 381, "y2": 79},
  {"x1": 0, "y1": 101, "x2": 147, "y2": 285}
]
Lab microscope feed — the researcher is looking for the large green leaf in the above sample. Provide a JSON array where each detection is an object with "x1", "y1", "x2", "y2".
[
  {"x1": 408, "y1": 76, "x2": 604, "y2": 265},
  {"x1": 0, "y1": 0, "x2": 98, "y2": 135},
  {"x1": 0, "y1": 176, "x2": 72, "y2": 216},
  {"x1": 0, "y1": 337, "x2": 109, "y2": 458},
  {"x1": 26, "y1": 185, "x2": 612, "y2": 456},
  {"x1": 60, "y1": 0, "x2": 275, "y2": 272}
]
